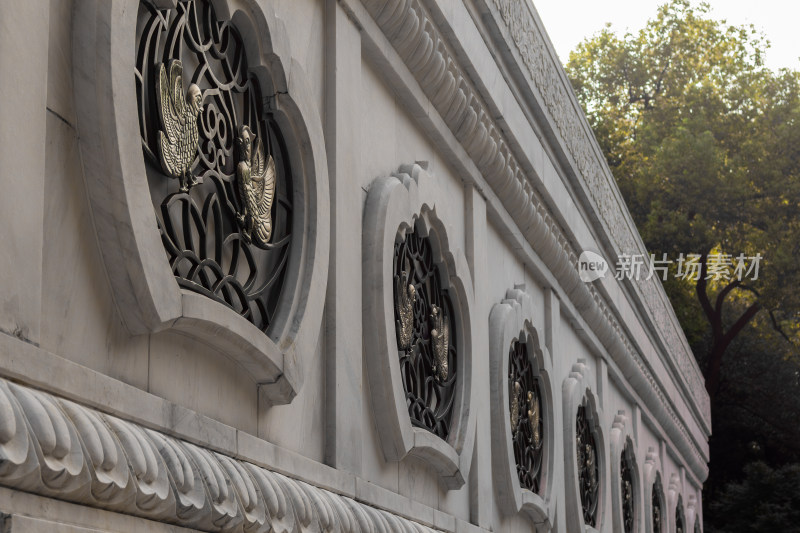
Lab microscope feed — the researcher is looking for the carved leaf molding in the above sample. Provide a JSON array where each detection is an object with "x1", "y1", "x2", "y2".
[{"x1": 0, "y1": 377, "x2": 441, "y2": 533}]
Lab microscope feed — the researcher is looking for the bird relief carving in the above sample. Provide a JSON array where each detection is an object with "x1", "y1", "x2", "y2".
[
  {"x1": 235, "y1": 125, "x2": 276, "y2": 247},
  {"x1": 394, "y1": 270, "x2": 416, "y2": 350},
  {"x1": 528, "y1": 389, "x2": 541, "y2": 447},
  {"x1": 430, "y1": 305, "x2": 449, "y2": 382},
  {"x1": 510, "y1": 380, "x2": 522, "y2": 435},
  {"x1": 156, "y1": 60, "x2": 203, "y2": 192}
]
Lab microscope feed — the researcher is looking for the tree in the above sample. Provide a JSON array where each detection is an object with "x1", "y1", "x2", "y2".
[
  {"x1": 566, "y1": 0, "x2": 800, "y2": 400},
  {"x1": 709, "y1": 462, "x2": 800, "y2": 532}
]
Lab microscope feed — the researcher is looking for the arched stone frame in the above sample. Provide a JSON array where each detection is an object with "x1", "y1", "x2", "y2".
[
  {"x1": 644, "y1": 447, "x2": 665, "y2": 533},
  {"x1": 488, "y1": 287, "x2": 555, "y2": 526},
  {"x1": 563, "y1": 361, "x2": 607, "y2": 532},
  {"x1": 71, "y1": 0, "x2": 329, "y2": 403},
  {"x1": 687, "y1": 494, "x2": 700, "y2": 533},
  {"x1": 610, "y1": 412, "x2": 643, "y2": 533},
  {"x1": 362, "y1": 163, "x2": 475, "y2": 490},
  {"x1": 668, "y1": 473, "x2": 685, "y2": 533}
]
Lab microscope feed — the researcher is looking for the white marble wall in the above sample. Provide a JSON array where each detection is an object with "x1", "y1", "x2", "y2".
[{"x1": 0, "y1": 0, "x2": 707, "y2": 531}]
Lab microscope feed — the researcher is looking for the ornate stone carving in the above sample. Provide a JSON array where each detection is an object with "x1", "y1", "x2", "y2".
[
  {"x1": 577, "y1": 402, "x2": 599, "y2": 527},
  {"x1": 357, "y1": 0, "x2": 708, "y2": 482},
  {"x1": 653, "y1": 472, "x2": 664, "y2": 533},
  {"x1": 394, "y1": 269, "x2": 416, "y2": 350},
  {"x1": 489, "y1": 288, "x2": 553, "y2": 524},
  {"x1": 430, "y1": 304, "x2": 450, "y2": 383},
  {"x1": 621, "y1": 444, "x2": 635, "y2": 533},
  {"x1": 0, "y1": 376, "x2": 440, "y2": 533},
  {"x1": 156, "y1": 59, "x2": 203, "y2": 192},
  {"x1": 363, "y1": 164, "x2": 475, "y2": 490},
  {"x1": 484, "y1": 0, "x2": 709, "y2": 424},
  {"x1": 563, "y1": 361, "x2": 605, "y2": 531},
  {"x1": 676, "y1": 494, "x2": 685, "y2": 533},
  {"x1": 235, "y1": 126, "x2": 277, "y2": 247},
  {"x1": 393, "y1": 222, "x2": 456, "y2": 439},
  {"x1": 136, "y1": 0, "x2": 292, "y2": 333},
  {"x1": 74, "y1": 0, "x2": 329, "y2": 402},
  {"x1": 508, "y1": 338, "x2": 543, "y2": 493}
]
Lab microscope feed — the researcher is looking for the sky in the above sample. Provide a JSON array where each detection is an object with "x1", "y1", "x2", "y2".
[{"x1": 533, "y1": 0, "x2": 800, "y2": 72}]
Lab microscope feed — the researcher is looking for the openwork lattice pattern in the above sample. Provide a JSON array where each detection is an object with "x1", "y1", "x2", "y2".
[
  {"x1": 577, "y1": 401, "x2": 599, "y2": 527},
  {"x1": 392, "y1": 226, "x2": 457, "y2": 439},
  {"x1": 653, "y1": 474, "x2": 664, "y2": 533},
  {"x1": 676, "y1": 496, "x2": 685, "y2": 533},
  {"x1": 621, "y1": 444, "x2": 635, "y2": 533},
  {"x1": 508, "y1": 338, "x2": 544, "y2": 493},
  {"x1": 135, "y1": 0, "x2": 292, "y2": 332}
]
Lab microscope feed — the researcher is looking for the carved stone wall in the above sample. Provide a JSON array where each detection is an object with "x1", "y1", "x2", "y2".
[{"x1": 0, "y1": 0, "x2": 708, "y2": 531}]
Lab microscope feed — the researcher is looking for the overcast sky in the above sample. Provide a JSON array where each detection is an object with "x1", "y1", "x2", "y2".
[{"x1": 533, "y1": 0, "x2": 800, "y2": 72}]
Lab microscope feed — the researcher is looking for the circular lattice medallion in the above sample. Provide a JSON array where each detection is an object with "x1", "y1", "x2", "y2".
[
  {"x1": 362, "y1": 164, "x2": 475, "y2": 490},
  {"x1": 72, "y1": 0, "x2": 329, "y2": 402},
  {"x1": 488, "y1": 288, "x2": 554, "y2": 524},
  {"x1": 135, "y1": 0, "x2": 292, "y2": 333},
  {"x1": 563, "y1": 361, "x2": 605, "y2": 531},
  {"x1": 392, "y1": 224, "x2": 457, "y2": 439}
]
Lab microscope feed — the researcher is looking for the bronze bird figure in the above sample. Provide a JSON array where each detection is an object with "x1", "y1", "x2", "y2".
[
  {"x1": 394, "y1": 270, "x2": 416, "y2": 350},
  {"x1": 430, "y1": 305, "x2": 449, "y2": 382},
  {"x1": 156, "y1": 59, "x2": 203, "y2": 192},
  {"x1": 510, "y1": 380, "x2": 522, "y2": 436},
  {"x1": 528, "y1": 390, "x2": 541, "y2": 447},
  {"x1": 236, "y1": 125, "x2": 276, "y2": 247}
]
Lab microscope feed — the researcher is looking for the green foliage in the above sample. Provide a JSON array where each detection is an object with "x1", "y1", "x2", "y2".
[
  {"x1": 567, "y1": 0, "x2": 800, "y2": 324},
  {"x1": 566, "y1": 1, "x2": 800, "y2": 530},
  {"x1": 708, "y1": 462, "x2": 800, "y2": 533}
]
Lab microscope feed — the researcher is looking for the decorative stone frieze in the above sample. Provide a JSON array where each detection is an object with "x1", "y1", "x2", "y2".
[
  {"x1": 563, "y1": 361, "x2": 605, "y2": 532},
  {"x1": 488, "y1": 288, "x2": 554, "y2": 525},
  {"x1": 479, "y1": 0, "x2": 709, "y2": 426},
  {"x1": 72, "y1": 0, "x2": 330, "y2": 403},
  {"x1": 356, "y1": 0, "x2": 708, "y2": 483},
  {"x1": 0, "y1": 376, "x2": 440, "y2": 533},
  {"x1": 362, "y1": 164, "x2": 475, "y2": 490}
]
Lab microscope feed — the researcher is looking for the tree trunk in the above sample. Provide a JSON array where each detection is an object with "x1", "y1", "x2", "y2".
[{"x1": 696, "y1": 254, "x2": 761, "y2": 399}]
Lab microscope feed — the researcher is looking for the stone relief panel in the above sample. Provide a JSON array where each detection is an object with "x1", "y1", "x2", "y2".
[
  {"x1": 563, "y1": 361, "x2": 605, "y2": 532},
  {"x1": 135, "y1": 0, "x2": 293, "y2": 334},
  {"x1": 0, "y1": 376, "x2": 439, "y2": 533},
  {"x1": 362, "y1": 164, "x2": 475, "y2": 490},
  {"x1": 489, "y1": 288, "x2": 555, "y2": 526},
  {"x1": 72, "y1": 0, "x2": 330, "y2": 403}
]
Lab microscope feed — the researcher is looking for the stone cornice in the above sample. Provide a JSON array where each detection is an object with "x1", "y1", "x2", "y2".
[
  {"x1": 480, "y1": 0, "x2": 708, "y2": 426},
  {"x1": 356, "y1": 0, "x2": 708, "y2": 481},
  {"x1": 0, "y1": 375, "x2": 442, "y2": 533}
]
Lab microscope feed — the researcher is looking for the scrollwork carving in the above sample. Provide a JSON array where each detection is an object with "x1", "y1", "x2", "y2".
[
  {"x1": 0, "y1": 377, "x2": 441, "y2": 533},
  {"x1": 621, "y1": 443, "x2": 635, "y2": 533},
  {"x1": 135, "y1": 0, "x2": 292, "y2": 333},
  {"x1": 577, "y1": 401, "x2": 599, "y2": 527},
  {"x1": 508, "y1": 338, "x2": 543, "y2": 494},
  {"x1": 653, "y1": 473, "x2": 664, "y2": 533},
  {"x1": 393, "y1": 226, "x2": 457, "y2": 439}
]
